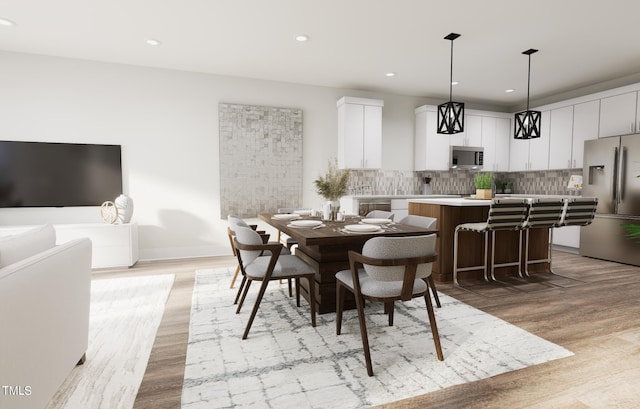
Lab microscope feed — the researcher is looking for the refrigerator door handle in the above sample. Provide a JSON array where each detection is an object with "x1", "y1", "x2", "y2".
[
  {"x1": 618, "y1": 146, "x2": 626, "y2": 203},
  {"x1": 613, "y1": 146, "x2": 619, "y2": 205}
]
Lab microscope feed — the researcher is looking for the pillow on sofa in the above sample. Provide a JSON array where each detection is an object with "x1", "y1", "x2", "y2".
[{"x1": 0, "y1": 224, "x2": 56, "y2": 268}]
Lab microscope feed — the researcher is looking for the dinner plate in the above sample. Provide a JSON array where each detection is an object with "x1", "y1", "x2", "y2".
[
  {"x1": 272, "y1": 213, "x2": 300, "y2": 220},
  {"x1": 293, "y1": 209, "x2": 313, "y2": 216},
  {"x1": 361, "y1": 218, "x2": 393, "y2": 225},
  {"x1": 345, "y1": 224, "x2": 383, "y2": 233},
  {"x1": 289, "y1": 220, "x2": 323, "y2": 228}
]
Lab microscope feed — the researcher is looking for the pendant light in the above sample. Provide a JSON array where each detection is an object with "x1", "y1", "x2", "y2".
[
  {"x1": 437, "y1": 33, "x2": 464, "y2": 134},
  {"x1": 514, "y1": 49, "x2": 541, "y2": 139}
]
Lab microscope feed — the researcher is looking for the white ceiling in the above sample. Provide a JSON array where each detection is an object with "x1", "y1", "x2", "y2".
[{"x1": 2, "y1": 0, "x2": 640, "y2": 110}]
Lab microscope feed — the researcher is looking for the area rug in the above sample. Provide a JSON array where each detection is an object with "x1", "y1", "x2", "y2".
[
  {"x1": 46, "y1": 274, "x2": 175, "y2": 409},
  {"x1": 182, "y1": 268, "x2": 572, "y2": 409}
]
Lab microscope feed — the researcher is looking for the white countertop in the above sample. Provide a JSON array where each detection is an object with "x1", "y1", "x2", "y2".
[
  {"x1": 409, "y1": 197, "x2": 491, "y2": 206},
  {"x1": 409, "y1": 194, "x2": 584, "y2": 207},
  {"x1": 342, "y1": 194, "x2": 462, "y2": 200}
]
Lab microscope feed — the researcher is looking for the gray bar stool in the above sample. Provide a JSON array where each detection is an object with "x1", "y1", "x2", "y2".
[
  {"x1": 453, "y1": 198, "x2": 529, "y2": 286},
  {"x1": 521, "y1": 198, "x2": 565, "y2": 277}
]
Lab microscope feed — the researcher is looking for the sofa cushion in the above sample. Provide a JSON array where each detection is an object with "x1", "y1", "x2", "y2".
[{"x1": 0, "y1": 224, "x2": 56, "y2": 268}]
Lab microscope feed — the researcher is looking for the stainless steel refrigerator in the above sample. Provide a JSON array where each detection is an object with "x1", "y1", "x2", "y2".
[{"x1": 580, "y1": 134, "x2": 640, "y2": 266}]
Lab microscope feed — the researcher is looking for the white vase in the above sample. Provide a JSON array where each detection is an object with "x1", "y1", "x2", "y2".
[{"x1": 115, "y1": 194, "x2": 134, "y2": 224}]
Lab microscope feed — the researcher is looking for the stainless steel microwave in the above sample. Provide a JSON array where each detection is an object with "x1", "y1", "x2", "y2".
[{"x1": 450, "y1": 146, "x2": 484, "y2": 169}]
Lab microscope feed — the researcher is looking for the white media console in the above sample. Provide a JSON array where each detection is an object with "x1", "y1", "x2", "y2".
[{"x1": 0, "y1": 223, "x2": 139, "y2": 269}]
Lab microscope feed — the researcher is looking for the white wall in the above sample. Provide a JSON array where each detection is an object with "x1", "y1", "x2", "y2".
[{"x1": 0, "y1": 51, "x2": 430, "y2": 260}]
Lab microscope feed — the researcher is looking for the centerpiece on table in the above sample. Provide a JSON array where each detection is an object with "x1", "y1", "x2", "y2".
[
  {"x1": 474, "y1": 172, "x2": 494, "y2": 199},
  {"x1": 314, "y1": 159, "x2": 349, "y2": 220}
]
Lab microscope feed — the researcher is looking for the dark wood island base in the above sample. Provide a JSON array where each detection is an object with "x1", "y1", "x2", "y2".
[{"x1": 409, "y1": 199, "x2": 551, "y2": 283}]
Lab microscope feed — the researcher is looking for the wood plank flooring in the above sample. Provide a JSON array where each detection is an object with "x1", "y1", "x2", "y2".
[{"x1": 93, "y1": 251, "x2": 640, "y2": 409}]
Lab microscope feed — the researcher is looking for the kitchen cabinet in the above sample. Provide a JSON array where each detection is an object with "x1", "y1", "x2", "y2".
[
  {"x1": 548, "y1": 106, "x2": 574, "y2": 170},
  {"x1": 414, "y1": 106, "x2": 449, "y2": 171},
  {"x1": 450, "y1": 114, "x2": 482, "y2": 147},
  {"x1": 572, "y1": 100, "x2": 600, "y2": 168},
  {"x1": 391, "y1": 198, "x2": 409, "y2": 220},
  {"x1": 337, "y1": 97, "x2": 383, "y2": 169},
  {"x1": 552, "y1": 226, "x2": 580, "y2": 248},
  {"x1": 481, "y1": 116, "x2": 510, "y2": 171},
  {"x1": 509, "y1": 111, "x2": 550, "y2": 171},
  {"x1": 599, "y1": 91, "x2": 637, "y2": 137}
]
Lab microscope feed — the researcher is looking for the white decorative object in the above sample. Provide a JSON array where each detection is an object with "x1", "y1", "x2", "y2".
[
  {"x1": 115, "y1": 194, "x2": 134, "y2": 224},
  {"x1": 100, "y1": 201, "x2": 118, "y2": 224}
]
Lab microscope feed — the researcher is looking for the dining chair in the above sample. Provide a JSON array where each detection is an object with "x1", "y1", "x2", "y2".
[
  {"x1": 335, "y1": 234, "x2": 443, "y2": 376},
  {"x1": 228, "y1": 215, "x2": 292, "y2": 301},
  {"x1": 365, "y1": 210, "x2": 395, "y2": 221},
  {"x1": 453, "y1": 198, "x2": 529, "y2": 285},
  {"x1": 276, "y1": 207, "x2": 307, "y2": 249},
  {"x1": 396, "y1": 215, "x2": 441, "y2": 308},
  {"x1": 233, "y1": 226, "x2": 316, "y2": 339},
  {"x1": 227, "y1": 215, "x2": 270, "y2": 290}
]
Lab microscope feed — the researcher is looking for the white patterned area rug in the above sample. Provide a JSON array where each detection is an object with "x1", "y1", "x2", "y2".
[
  {"x1": 47, "y1": 274, "x2": 175, "y2": 409},
  {"x1": 182, "y1": 268, "x2": 572, "y2": 409}
]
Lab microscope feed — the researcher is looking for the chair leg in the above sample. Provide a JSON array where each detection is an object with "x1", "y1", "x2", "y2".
[
  {"x1": 453, "y1": 227, "x2": 461, "y2": 286},
  {"x1": 427, "y1": 276, "x2": 441, "y2": 308},
  {"x1": 242, "y1": 279, "x2": 270, "y2": 340},
  {"x1": 288, "y1": 278, "x2": 293, "y2": 297},
  {"x1": 307, "y1": 275, "x2": 316, "y2": 327},
  {"x1": 384, "y1": 301, "x2": 394, "y2": 326},
  {"x1": 230, "y1": 264, "x2": 241, "y2": 288},
  {"x1": 336, "y1": 282, "x2": 345, "y2": 335},
  {"x1": 233, "y1": 276, "x2": 246, "y2": 305},
  {"x1": 236, "y1": 279, "x2": 252, "y2": 314},
  {"x1": 423, "y1": 293, "x2": 444, "y2": 361},
  {"x1": 354, "y1": 290, "x2": 374, "y2": 377},
  {"x1": 295, "y1": 278, "x2": 301, "y2": 307},
  {"x1": 483, "y1": 231, "x2": 490, "y2": 282}
]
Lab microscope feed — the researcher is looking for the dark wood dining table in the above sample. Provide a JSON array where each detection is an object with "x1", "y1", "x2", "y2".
[{"x1": 259, "y1": 213, "x2": 438, "y2": 314}]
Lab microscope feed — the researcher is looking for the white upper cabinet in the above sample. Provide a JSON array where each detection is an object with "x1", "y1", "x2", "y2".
[
  {"x1": 572, "y1": 100, "x2": 600, "y2": 168},
  {"x1": 482, "y1": 116, "x2": 510, "y2": 172},
  {"x1": 414, "y1": 106, "x2": 449, "y2": 171},
  {"x1": 599, "y1": 92, "x2": 637, "y2": 137},
  {"x1": 548, "y1": 105, "x2": 574, "y2": 169},
  {"x1": 337, "y1": 97, "x2": 383, "y2": 169},
  {"x1": 509, "y1": 111, "x2": 550, "y2": 171},
  {"x1": 450, "y1": 114, "x2": 482, "y2": 147}
]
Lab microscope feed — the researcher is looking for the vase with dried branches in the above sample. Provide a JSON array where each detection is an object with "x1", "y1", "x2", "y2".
[{"x1": 314, "y1": 160, "x2": 349, "y2": 220}]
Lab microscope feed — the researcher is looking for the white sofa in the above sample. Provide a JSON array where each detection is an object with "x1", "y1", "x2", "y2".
[{"x1": 0, "y1": 225, "x2": 92, "y2": 409}]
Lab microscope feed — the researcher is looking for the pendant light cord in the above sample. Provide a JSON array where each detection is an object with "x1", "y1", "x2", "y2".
[
  {"x1": 449, "y1": 39, "x2": 454, "y2": 102},
  {"x1": 526, "y1": 53, "x2": 531, "y2": 111}
]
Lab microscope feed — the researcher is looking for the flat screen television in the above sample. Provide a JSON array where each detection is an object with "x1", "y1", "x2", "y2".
[{"x1": 0, "y1": 140, "x2": 123, "y2": 207}]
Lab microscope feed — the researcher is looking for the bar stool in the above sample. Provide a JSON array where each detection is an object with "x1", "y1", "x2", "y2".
[
  {"x1": 453, "y1": 198, "x2": 529, "y2": 286},
  {"x1": 521, "y1": 198, "x2": 565, "y2": 277},
  {"x1": 524, "y1": 197, "x2": 597, "y2": 278}
]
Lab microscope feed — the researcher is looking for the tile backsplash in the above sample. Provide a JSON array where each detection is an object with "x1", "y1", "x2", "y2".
[{"x1": 346, "y1": 168, "x2": 583, "y2": 196}]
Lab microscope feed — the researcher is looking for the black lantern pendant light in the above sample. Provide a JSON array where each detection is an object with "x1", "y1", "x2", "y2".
[
  {"x1": 514, "y1": 49, "x2": 541, "y2": 139},
  {"x1": 437, "y1": 33, "x2": 464, "y2": 134}
]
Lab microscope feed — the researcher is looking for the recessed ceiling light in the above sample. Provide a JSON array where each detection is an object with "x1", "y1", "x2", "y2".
[
  {"x1": 0, "y1": 18, "x2": 16, "y2": 27},
  {"x1": 505, "y1": 89, "x2": 515, "y2": 93},
  {"x1": 451, "y1": 81, "x2": 459, "y2": 86},
  {"x1": 145, "y1": 39, "x2": 161, "y2": 46},
  {"x1": 385, "y1": 72, "x2": 396, "y2": 77},
  {"x1": 295, "y1": 34, "x2": 309, "y2": 42}
]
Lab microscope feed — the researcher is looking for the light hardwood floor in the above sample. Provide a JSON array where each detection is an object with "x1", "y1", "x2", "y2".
[{"x1": 94, "y1": 251, "x2": 640, "y2": 409}]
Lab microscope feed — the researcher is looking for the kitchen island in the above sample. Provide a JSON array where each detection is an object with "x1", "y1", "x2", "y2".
[{"x1": 408, "y1": 197, "x2": 551, "y2": 283}]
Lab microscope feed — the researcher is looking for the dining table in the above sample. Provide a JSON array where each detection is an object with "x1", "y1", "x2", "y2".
[{"x1": 259, "y1": 213, "x2": 438, "y2": 314}]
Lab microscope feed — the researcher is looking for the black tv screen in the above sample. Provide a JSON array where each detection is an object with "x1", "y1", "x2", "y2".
[{"x1": 0, "y1": 140, "x2": 123, "y2": 207}]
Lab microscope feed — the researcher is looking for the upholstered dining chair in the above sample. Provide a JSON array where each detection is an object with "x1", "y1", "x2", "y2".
[
  {"x1": 335, "y1": 234, "x2": 443, "y2": 376},
  {"x1": 227, "y1": 215, "x2": 292, "y2": 302},
  {"x1": 397, "y1": 215, "x2": 441, "y2": 307},
  {"x1": 365, "y1": 210, "x2": 395, "y2": 221},
  {"x1": 227, "y1": 215, "x2": 269, "y2": 289},
  {"x1": 233, "y1": 226, "x2": 316, "y2": 339}
]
